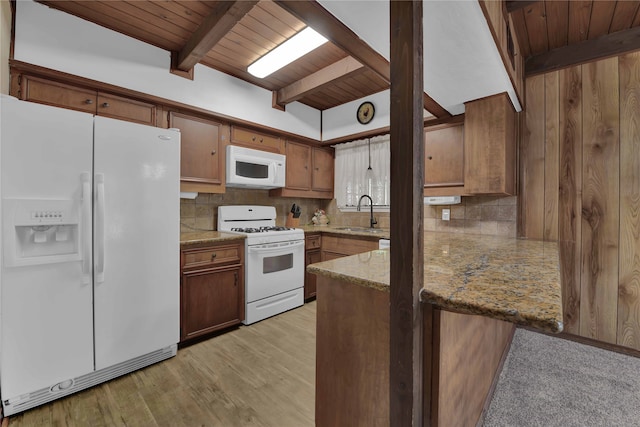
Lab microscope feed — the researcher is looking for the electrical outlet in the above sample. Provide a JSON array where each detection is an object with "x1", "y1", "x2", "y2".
[{"x1": 442, "y1": 208, "x2": 450, "y2": 221}]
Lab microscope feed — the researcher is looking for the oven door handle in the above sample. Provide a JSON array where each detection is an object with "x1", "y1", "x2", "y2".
[{"x1": 248, "y1": 240, "x2": 304, "y2": 253}]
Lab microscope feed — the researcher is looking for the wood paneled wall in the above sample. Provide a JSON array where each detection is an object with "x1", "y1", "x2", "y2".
[{"x1": 520, "y1": 52, "x2": 640, "y2": 350}]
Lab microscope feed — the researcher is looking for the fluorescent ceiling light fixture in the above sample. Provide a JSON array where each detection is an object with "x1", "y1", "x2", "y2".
[{"x1": 248, "y1": 27, "x2": 328, "y2": 78}]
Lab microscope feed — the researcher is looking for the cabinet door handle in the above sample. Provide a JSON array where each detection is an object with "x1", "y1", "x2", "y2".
[
  {"x1": 101, "y1": 102, "x2": 109, "y2": 108},
  {"x1": 211, "y1": 150, "x2": 216, "y2": 155},
  {"x1": 211, "y1": 253, "x2": 217, "y2": 260},
  {"x1": 259, "y1": 138, "x2": 263, "y2": 143},
  {"x1": 427, "y1": 156, "x2": 433, "y2": 160},
  {"x1": 85, "y1": 99, "x2": 93, "y2": 105},
  {"x1": 252, "y1": 136, "x2": 256, "y2": 141}
]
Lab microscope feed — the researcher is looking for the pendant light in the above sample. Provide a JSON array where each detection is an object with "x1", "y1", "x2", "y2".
[{"x1": 364, "y1": 138, "x2": 375, "y2": 197}]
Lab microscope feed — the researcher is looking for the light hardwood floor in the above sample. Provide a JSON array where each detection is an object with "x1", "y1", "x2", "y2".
[{"x1": 7, "y1": 302, "x2": 316, "y2": 427}]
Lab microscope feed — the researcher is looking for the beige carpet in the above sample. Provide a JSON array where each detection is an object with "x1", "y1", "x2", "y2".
[{"x1": 483, "y1": 328, "x2": 640, "y2": 426}]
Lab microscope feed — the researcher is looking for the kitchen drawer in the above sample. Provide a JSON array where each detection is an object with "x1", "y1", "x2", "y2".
[
  {"x1": 181, "y1": 243, "x2": 242, "y2": 271},
  {"x1": 305, "y1": 234, "x2": 321, "y2": 250},
  {"x1": 97, "y1": 93, "x2": 157, "y2": 126},
  {"x1": 22, "y1": 76, "x2": 97, "y2": 114},
  {"x1": 322, "y1": 235, "x2": 378, "y2": 256},
  {"x1": 231, "y1": 126, "x2": 282, "y2": 153}
]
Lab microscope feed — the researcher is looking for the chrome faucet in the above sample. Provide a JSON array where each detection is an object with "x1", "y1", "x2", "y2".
[{"x1": 357, "y1": 194, "x2": 377, "y2": 229}]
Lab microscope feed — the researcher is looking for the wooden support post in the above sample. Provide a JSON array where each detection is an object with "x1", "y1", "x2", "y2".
[{"x1": 390, "y1": 1, "x2": 425, "y2": 426}]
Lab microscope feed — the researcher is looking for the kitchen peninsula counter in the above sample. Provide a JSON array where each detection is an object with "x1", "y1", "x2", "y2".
[
  {"x1": 180, "y1": 231, "x2": 245, "y2": 248},
  {"x1": 308, "y1": 231, "x2": 563, "y2": 427},
  {"x1": 307, "y1": 231, "x2": 563, "y2": 333},
  {"x1": 298, "y1": 224, "x2": 390, "y2": 239}
]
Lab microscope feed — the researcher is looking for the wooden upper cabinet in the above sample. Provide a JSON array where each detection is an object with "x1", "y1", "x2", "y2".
[
  {"x1": 463, "y1": 92, "x2": 516, "y2": 195},
  {"x1": 21, "y1": 76, "x2": 97, "y2": 114},
  {"x1": 285, "y1": 141, "x2": 312, "y2": 190},
  {"x1": 169, "y1": 112, "x2": 227, "y2": 194},
  {"x1": 230, "y1": 125, "x2": 283, "y2": 153},
  {"x1": 424, "y1": 124, "x2": 464, "y2": 189},
  {"x1": 270, "y1": 141, "x2": 334, "y2": 199},
  {"x1": 96, "y1": 93, "x2": 156, "y2": 126},
  {"x1": 312, "y1": 147, "x2": 334, "y2": 192},
  {"x1": 19, "y1": 75, "x2": 157, "y2": 126}
]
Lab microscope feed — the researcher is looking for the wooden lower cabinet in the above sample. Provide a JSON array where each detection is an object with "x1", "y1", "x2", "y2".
[
  {"x1": 315, "y1": 276, "x2": 515, "y2": 427},
  {"x1": 320, "y1": 234, "x2": 378, "y2": 260},
  {"x1": 305, "y1": 250, "x2": 321, "y2": 300},
  {"x1": 304, "y1": 232, "x2": 378, "y2": 300},
  {"x1": 304, "y1": 233, "x2": 321, "y2": 300},
  {"x1": 180, "y1": 241, "x2": 244, "y2": 342}
]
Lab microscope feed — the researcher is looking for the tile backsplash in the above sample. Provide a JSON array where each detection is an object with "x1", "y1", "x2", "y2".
[
  {"x1": 180, "y1": 188, "x2": 331, "y2": 232},
  {"x1": 181, "y1": 191, "x2": 517, "y2": 237},
  {"x1": 423, "y1": 195, "x2": 517, "y2": 237}
]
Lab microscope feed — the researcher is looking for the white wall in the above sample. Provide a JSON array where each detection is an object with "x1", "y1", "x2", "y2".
[
  {"x1": 318, "y1": 0, "x2": 521, "y2": 115},
  {"x1": 1, "y1": 0, "x2": 11, "y2": 95},
  {"x1": 322, "y1": 90, "x2": 390, "y2": 141},
  {"x1": 13, "y1": 1, "x2": 321, "y2": 139},
  {"x1": 322, "y1": 90, "x2": 434, "y2": 141}
]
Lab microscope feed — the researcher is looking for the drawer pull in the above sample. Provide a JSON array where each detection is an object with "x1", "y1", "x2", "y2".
[
  {"x1": 211, "y1": 253, "x2": 217, "y2": 260},
  {"x1": 85, "y1": 99, "x2": 93, "y2": 105},
  {"x1": 101, "y1": 102, "x2": 109, "y2": 108},
  {"x1": 211, "y1": 150, "x2": 216, "y2": 155}
]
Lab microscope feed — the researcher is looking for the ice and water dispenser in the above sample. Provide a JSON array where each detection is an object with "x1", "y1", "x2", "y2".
[{"x1": 3, "y1": 199, "x2": 82, "y2": 266}]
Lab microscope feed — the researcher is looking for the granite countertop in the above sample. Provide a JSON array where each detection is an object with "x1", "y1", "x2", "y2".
[
  {"x1": 306, "y1": 232, "x2": 563, "y2": 333},
  {"x1": 180, "y1": 231, "x2": 245, "y2": 248},
  {"x1": 298, "y1": 224, "x2": 390, "y2": 239}
]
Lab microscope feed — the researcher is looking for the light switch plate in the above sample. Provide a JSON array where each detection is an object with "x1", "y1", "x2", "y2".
[{"x1": 442, "y1": 209, "x2": 450, "y2": 221}]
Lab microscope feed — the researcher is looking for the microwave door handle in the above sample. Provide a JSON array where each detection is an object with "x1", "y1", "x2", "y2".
[
  {"x1": 248, "y1": 240, "x2": 304, "y2": 254},
  {"x1": 271, "y1": 162, "x2": 277, "y2": 182}
]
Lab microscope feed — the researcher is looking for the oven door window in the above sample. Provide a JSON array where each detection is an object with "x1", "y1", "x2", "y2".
[
  {"x1": 263, "y1": 253, "x2": 293, "y2": 274},
  {"x1": 236, "y1": 161, "x2": 269, "y2": 179}
]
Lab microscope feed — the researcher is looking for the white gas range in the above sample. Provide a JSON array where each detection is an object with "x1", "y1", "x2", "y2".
[{"x1": 218, "y1": 205, "x2": 305, "y2": 324}]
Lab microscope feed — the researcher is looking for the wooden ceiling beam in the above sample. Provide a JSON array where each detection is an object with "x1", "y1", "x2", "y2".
[
  {"x1": 526, "y1": 25, "x2": 640, "y2": 75},
  {"x1": 275, "y1": 0, "x2": 450, "y2": 118},
  {"x1": 274, "y1": 1, "x2": 390, "y2": 81},
  {"x1": 273, "y1": 56, "x2": 365, "y2": 109},
  {"x1": 176, "y1": 1, "x2": 258, "y2": 71},
  {"x1": 505, "y1": 1, "x2": 539, "y2": 14},
  {"x1": 423, "y1": 93, "x2": 450, "y2": 119}
]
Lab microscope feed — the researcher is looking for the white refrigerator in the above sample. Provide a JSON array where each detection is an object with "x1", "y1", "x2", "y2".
[{"x1": 0, "y1": 95, "x2": 180, "y2": 416}]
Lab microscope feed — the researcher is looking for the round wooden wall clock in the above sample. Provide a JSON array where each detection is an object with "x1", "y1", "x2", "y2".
[{"x1": 357, "y1": 101, "x2": 375, "y2": 124}]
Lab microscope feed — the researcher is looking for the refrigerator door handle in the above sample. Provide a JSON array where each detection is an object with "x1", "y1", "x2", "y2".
[
  {"x1": 81, "y1": 172, "x2": 92, "y2": 284},
  {"x1": 95, "y1": 173, "x2": 105, "y2": 283}
]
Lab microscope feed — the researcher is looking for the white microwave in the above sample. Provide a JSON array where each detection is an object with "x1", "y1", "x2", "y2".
[{"x1": 226, "y1": 145, "x2": 286, "y2": 189}]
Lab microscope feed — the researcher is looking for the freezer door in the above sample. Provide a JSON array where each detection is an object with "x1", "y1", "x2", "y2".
[
  {"x1": 93, "y1": 116, "x2": 180, "y2": 370},
  {"x1": 0, "y1": 97, "x2": 94, "y2": 398}
]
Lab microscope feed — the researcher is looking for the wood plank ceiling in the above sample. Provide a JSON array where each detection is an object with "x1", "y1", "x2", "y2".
[
  {"x1": 507, "y1": 0, "x2": 640, "y2": 75},
  {"x1": 35, "y1": 0, "x2": 394, "y2": 113},
  {"x1": 28, "y1": 1, "x2": 640, "y2": 113}
]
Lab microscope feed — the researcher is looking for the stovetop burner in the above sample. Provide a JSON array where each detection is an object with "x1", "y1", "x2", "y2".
[{"x1": 231, "y1": 226, "x2": 294, "y2": 233}]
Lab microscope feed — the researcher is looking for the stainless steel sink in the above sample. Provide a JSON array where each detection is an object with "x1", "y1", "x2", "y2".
[{"x1": 334, "y1": 226, "x2": 385, "y2": 233}]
